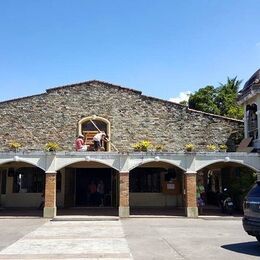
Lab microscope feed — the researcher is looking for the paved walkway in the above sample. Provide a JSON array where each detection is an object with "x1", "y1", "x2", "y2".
[
  {"x1": 0, "y1": 220, "x2": 132, "y2": 259},
  {"x1": 0, "y1": 216, "x2": 259, "y2": 259}
]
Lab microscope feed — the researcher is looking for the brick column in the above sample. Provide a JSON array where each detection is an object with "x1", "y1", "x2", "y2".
[
  {"x1": 184, "y1": 172, "x2": 198, "y2": 218},
  {"x1": 119, "y1": 171, "x2": 129, "y2": 218},
  {"x1": 43, "y1": 172, "x2": 57, "y2": 218}
]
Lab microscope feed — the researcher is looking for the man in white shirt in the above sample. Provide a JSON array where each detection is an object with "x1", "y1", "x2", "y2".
[{"x1": 93, "y1": 131, "x2": 107, "y2": 151}]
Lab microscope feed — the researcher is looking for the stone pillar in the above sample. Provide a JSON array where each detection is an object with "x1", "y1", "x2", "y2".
[
  {"x1": 184, "y1": 172, "x2": 198, "y2": 218},
  {"x1": 119, "y1": 171, "x2": 129, "y2": 218},
  {"x1": 43, "y1": 171, "x2": 57, "y2": 218}
]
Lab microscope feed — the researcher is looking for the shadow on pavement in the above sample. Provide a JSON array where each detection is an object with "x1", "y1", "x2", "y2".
[{"x1": 221, "y1": 241, "x2": 260, "y2": 257}]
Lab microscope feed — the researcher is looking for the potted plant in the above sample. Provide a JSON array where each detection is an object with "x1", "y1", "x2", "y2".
[
  {"x1": 132, "y1": 140, "x2": 153, "y2": 152},
  {"x1": 155, "y1": 144, "x2": 164, "y2": 152},
  {"x1": 9, "y1": 141, "x2": 22, "y2": 152},
  {"x1": 207, "y1": 144, "x2": 217, "y2": 152},
  {"x1": 44, "y1": 142, "x2": 60, "y2": 152},
  {"x1": 219, "y1": 144, "x2": 227, "y2": 152},
  {"x1": 185, "y1": 143, "x2": 195, "y2": 152}
]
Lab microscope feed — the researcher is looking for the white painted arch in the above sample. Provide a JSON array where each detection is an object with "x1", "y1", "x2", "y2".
[
  {"x1": 0, "y1": 158, "x2": 46, "y2": 172},
  {"x1": 55, "y1": 158, "x2": 120, "y2": 172},
  {"x1": 127, "y1": 159, "x2": 187, "y2": 172},
  {"x1": 195, "y1": 159, "x2": 259, "y2": 172},
  {"x1": 0, "y1": 152, "x2": 259, "y2": 173}
]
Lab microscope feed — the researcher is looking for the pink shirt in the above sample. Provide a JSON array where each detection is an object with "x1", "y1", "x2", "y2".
[{"x1": 75, "y1": 138, "x2": 84, "y2": 151}]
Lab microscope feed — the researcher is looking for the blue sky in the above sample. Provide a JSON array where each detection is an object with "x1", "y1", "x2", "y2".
[{"x1": 0, "y1": 0, "x2": 259, "y2": 102}]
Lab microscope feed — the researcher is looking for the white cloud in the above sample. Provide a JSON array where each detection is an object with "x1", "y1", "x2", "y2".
[{"x1": 169, "y1": 91, "x2": 191, "y2": 103}]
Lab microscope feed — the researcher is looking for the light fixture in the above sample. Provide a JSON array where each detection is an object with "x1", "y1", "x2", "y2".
[
  {"x1": 224, "y1": 156, "x2": 230, "y2": 162},
  {"x1": 13, "y1": 156, "x2": 19, "y2": 162}
]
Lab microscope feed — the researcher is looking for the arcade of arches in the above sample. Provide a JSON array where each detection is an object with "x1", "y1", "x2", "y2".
[{"x1": 0, "y1": 160, "x2": 257, "y2": 218}]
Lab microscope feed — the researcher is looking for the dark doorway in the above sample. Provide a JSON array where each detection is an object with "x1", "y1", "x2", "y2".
[{"x1": 75, "y1": 168, "x2": 113, "y2": 207}]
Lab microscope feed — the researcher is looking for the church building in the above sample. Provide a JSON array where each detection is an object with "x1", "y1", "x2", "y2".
[{"x1": 0, "y1": 72, "x2": 259, "y2": 218}]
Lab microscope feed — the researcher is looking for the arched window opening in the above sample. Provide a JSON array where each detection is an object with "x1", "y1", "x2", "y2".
[
  {"x1": 78, "y1": 116, "x2": 111, "y2": 151},
  {"x1": 246, "y1": 104, "x2": 258, "y2": 140}
]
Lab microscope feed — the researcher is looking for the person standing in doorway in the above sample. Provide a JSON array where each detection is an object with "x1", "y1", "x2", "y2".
[
  {"x1": 88, "y1": 180, "x2": 97, "y2": 206},
  {"x1": 197, "y1": 178, "x2": 205, "y2": 214},
  {"x1": 93, "y1": 132, "x2": 107, "y2": 151},
  {"x1": 97, "y1": 180, "x2": 105, "y2": 206}
]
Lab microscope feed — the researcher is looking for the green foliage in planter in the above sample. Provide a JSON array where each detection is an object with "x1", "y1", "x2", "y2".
[
  {"x1": 155, "y1": 144, "x2": 164, "y2": 152},
  {"x1": 219, "y1": 144, "x2": 227, "y2": 151},
  {"x1": 44, "y1": 142, "x2": 60, "y2": 152},
  {"x1": 9, "y1": 141, "x2": 22, "y2": 150},
  {"x1": 207, "y1": 144, "x2": 217, "y2": 151},
  {"x1": 132, "y1": 140, "x2": 153, "y2": 152},
  {"x1": 185, "y1": 143, "x2": 195, "y2": 152}
]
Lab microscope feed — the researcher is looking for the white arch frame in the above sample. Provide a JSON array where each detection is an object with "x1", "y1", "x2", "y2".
[
  {"x1": 128, "y1": 159, "x2": 187, "y2": 172},
  {"x1": 55, "y1": 159, "x2": 120, "y2": 172},
  {"x1": 78, "y1": 115, "x2": 111, "y2": 151},
  {"x1": 0, "y1": 159, "x2": 46, "y2": 172},
  {"x1": 196, "y1": 159, "x2": 259, "y2": 172}
]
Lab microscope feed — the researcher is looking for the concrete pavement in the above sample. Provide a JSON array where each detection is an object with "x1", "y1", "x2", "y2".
[
  {"x1": 0, "y1": 218, "x2": 47, "y2": 252},
  {"x1": 0, "y1": 216, "x2": 259, "y2": 259},
  {"x1": 0, "y1": 219, "x2": 132, "y2": 259},
  {"x1": 122, "y1": 217, "x2": 260, "y2": 260}
]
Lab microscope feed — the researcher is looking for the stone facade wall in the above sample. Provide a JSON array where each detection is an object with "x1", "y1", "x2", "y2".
[{"x1": 0, "y1": 81, "x2": 244, "y2": 152}]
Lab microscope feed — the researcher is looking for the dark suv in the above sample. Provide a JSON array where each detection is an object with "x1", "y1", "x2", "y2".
[{"x1": 243, "y1": 181, "x2": 260, "y2": 242}]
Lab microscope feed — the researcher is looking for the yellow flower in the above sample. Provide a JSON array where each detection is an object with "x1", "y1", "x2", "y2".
[
  {"x1": 44, "y1": 142, "x2": 60, "y2": 152},
  {"x1": 185, "y1": 143, "x2": 194, "y2": 151},
  {"x1": 207, "y1": 144, "x2": 217, "y2": 151},
  {"x1": 132, "y1": 140, "x2": 153, "y2": 152},
  {"x1": 219, "y1": 144, "x2": 227, "y2": 151},
  {"x1": 9, "y1": 141, "x2": 22, "y2": 149}
]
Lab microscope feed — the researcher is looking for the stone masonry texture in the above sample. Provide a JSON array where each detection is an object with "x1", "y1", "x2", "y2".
[{"x1": 0, "y1": 81, "x2": 244, "y2": 152}]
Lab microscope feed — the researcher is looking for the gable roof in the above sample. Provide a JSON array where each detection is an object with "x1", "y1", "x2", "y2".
[
  {"x1": 0, "y1": 79, "x2": 243, "y2": 123},
  {"x1": 46, "y1": 80, "x2": 142, "y2": 95}
]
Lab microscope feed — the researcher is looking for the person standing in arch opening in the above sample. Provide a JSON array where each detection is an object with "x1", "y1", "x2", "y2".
[
  {"x1": 97, "y1": 180, "x2": 105, "y2": 206},
  {"x1": 93, "y1": 131, "x2": 107, "y2": 151},
  {"x1": 196, "y1": 177, "x2": 205, "y2": 214}
]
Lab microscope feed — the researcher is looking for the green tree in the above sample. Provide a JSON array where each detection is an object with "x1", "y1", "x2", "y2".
[
  {"x1": 188, "y1": 85, "x2": 220, "y2": 114},
  {"x1": 188, "y1": 77, "x2": 243, "y2": 119},
  {"x1": 216, "y1": 77, "x2": 243, "y2": 119}
]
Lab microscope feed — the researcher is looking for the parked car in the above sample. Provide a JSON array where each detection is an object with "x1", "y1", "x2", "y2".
[{"x1": 243, "y1": 181, "x2": 260, "y2": 242}]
